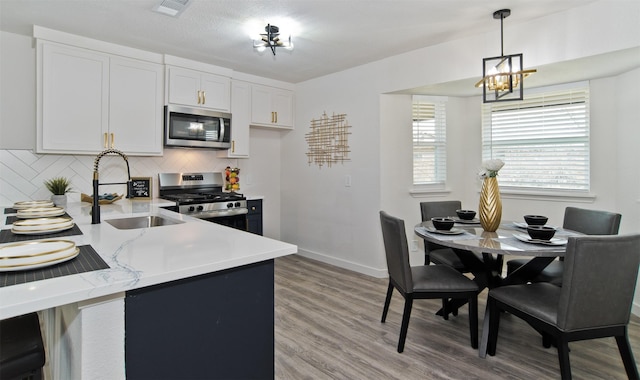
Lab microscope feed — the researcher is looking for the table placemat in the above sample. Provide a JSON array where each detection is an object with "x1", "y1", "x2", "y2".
[
  {"x1": 0, "y1": 224, "x2": 83, "y2": 244},
  {"x1": 5, "y1": 213, "x2": 72, "y2": 225},
  {"x1": 4, "y1": 208, "x2": 17, "y2": 214},
  {"x1": 0, "y1": 245, "x2": 109, "y2": 287}
]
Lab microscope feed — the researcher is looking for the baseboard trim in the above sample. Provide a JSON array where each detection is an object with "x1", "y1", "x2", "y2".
[{"x1": 295, "y1": 249, "x2": 388, "y2": 278}]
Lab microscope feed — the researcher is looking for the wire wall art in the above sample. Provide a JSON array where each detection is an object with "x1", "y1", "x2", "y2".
[{"x1": 305, "y1": 112, "x2": 352, "y2": 168}]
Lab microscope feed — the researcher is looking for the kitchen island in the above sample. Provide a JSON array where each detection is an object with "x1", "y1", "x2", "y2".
[{"x1": 0, "y1": 199, "x2": 297, "y2": 379}]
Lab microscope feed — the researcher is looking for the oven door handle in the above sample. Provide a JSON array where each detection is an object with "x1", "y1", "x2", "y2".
[{"x1": 195, "y1": 208, "x2": 248, "y2": 219}]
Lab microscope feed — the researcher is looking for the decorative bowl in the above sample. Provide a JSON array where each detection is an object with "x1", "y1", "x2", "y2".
[
  {"x1": 431, "y1": 217, "x2": 455, "y2": 231},
  {"x1": 456, "y1": 209, "x2": 476, "y2": 220},
  {"x1": 527, "y1": 225, "x2": 556, "y2": 240},
  {"x1": 524, "y1": 215, "x2": 548, "y2": 226}
]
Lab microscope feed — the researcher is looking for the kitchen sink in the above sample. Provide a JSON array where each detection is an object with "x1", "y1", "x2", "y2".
[{"x1": 105, "y1": 215, "x2": 185, "y2": 230}]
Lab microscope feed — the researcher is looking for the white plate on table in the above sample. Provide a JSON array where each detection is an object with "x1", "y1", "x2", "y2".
[
  {"x1": 454, "y1": 218, "x2": 481, "y2": 224},
  {"x1": 513, "y1": 232, "x2": 567, "y2": 246},
  {"x1": 425, "y1": 227, "x2": 466, "y2": 235},
  {"x1": 0, "y1": 239, "x2": 78, "y2": 270},
  {"x1": 11, "y1": 217, "x2": 74, "y2": 235},
  {"x1": 12, "y1": 200, "x2": 55, "y2": 210},
  {"x1": 513, "y1": 222, "x2": 557, "y2": 230},
  {"x1": 16, "y1": 207, "x2": 65, "y2": 219}
]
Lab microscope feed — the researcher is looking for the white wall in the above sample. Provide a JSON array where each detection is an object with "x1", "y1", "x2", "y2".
[
  {"x1": 284, "y1": 0, "x2": 640, "y2": 278},
  {"x1": 0, "y1": 31, "x2": 284, "y2": 239}
]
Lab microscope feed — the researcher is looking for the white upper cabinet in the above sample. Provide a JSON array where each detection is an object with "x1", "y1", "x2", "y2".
[
  {"x1": 37, "y1": 41, "x2": 164, "y2": 155},
  {"x1": 250, "y1": 84, "x2": 294, "y2": 129},
  {"x1": 109, "y1": 57, "x2": 163, "y2": 155},
  {"x1": 218, "y1": 81, "x2": 250, "y2": 158},
  {"x1": 39, "y1": 43, "x2": 109, "y2": 153},
  {"x1": 168, "y1": 67, "x2": 230, "y2": 112}
]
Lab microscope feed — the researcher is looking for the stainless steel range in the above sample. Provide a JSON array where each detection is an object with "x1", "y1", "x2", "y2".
[{"x1": 158, "y1": 172, "x2": 248, "y2": 230}]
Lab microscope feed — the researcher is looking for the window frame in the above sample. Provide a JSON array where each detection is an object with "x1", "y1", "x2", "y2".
[
  {"x1": 411, "y1": 95, "x2": 448, "y2": 194},
  {"x1": 481, "y1": 82, "x2": 593, "y2": 200}
]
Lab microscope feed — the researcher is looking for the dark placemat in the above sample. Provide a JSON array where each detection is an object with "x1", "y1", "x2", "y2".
[
  {"x1": 5, "y1": 213, "x2": 72, "y2": 227},
  {"x1": 0, "y1": 245, "x2": 109, "y2": 287},
  {"x1": 0, "y1": 224, "x2": 83, "y2": 244},
  {"x1": 4, "y1": 208, "x2": 17, "y2": 214}
]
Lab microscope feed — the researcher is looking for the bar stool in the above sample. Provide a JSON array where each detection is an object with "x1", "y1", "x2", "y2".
[{"x1": 0, "y1": 312, "x2": 46, "y2": 380}]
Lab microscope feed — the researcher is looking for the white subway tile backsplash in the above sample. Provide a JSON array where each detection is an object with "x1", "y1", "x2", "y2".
[{"x1": 0, "y1": 149, "x2": 238, "y2": 204}]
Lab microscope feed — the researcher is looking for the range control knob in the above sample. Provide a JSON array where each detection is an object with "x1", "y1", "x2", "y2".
[
  {"x1": 227, "y1": 202, "x2": 234, "y2": 208},
  {"x1": 188, "y1": 206, "x2": 195, "y2": 212},
  {"x1": 197, "y1": 205, "x2": 204, "y2": 211},
  {"x1": 234, "y1": 202, "x2": 241, "y2": 207}
]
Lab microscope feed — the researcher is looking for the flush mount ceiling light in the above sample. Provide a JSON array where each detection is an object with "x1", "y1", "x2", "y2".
[
  {"x1": 253, "y1": 24, "x2": 293, "y2": 56},
  {"x1": 475, "y1": 9, "x2": 537, "y2": 103}
]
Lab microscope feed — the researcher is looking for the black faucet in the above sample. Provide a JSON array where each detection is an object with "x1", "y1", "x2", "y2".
[{"x1": 92, "y1": 148, "x2": 133, "y2": 224}]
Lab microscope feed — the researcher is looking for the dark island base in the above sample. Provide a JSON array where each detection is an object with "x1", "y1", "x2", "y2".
[{"x1": 125, "y1": 259, "x2": 275, "y2": 380}]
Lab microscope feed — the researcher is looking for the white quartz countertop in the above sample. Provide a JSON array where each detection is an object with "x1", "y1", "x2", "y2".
[{"x1": 0, "y1": 199, "x2": 297, "y2": 319}]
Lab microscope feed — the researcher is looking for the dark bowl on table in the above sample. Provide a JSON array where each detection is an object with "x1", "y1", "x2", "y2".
[
  {"x1": 431, "y1": 217, "x2": 455, "y2": 231},
  {"x1": 527, "y1": 225, "x2": 556, "y2": 240},
  {"x1": 524, "y1": 215, "x2": 548, "y2": 226},
  {"x1": 456, "y1": 209, "x2": 476, "y2": 220}
]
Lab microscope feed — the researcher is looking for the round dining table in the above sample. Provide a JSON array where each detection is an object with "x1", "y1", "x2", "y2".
[{"x1": 414, "y1": 220, "x2": 584, "y2": 358}]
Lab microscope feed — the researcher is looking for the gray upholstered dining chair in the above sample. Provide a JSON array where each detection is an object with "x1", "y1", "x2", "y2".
[
  {"x1": 379, "y1": 211, "x2": 478, "y2": 353},
  {"x1": 506, "y1": 207, "x2": 622, "y2": 285},
  {"x1": 486, "y1": 234, "x2": 640, "y2": 380},
  {"x1": 420, "y1": 201, "x2": 477, "y2": 270}
]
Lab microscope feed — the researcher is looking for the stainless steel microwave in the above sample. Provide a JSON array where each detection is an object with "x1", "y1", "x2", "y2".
[{"x1": 164, "y1": 105, "x2": 232, "y2": 149}]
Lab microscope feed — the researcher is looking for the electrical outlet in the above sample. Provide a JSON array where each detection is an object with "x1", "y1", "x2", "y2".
[
  {"x1": 411, "y1": 240, "x2": 419, "y2": 252},
  {"x1": 344, "y1": 175, "x2": 351, "y2": 187}
]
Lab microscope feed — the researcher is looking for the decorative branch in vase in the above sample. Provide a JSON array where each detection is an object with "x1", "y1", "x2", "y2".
[{"x1": 478, "y1": 159, "x2": 504, "y2": 232}]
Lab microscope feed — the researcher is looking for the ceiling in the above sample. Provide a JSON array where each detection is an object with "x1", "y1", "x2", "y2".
[{"x1": 1, "y1": 0, "x2": 637, "y2": 95}]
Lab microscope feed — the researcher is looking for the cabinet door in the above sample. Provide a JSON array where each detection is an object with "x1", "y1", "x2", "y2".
[
  {"x1": 250, "y1": 84, "x2": 274, "y2": 125},
  {"x1": 109, "y1": 57, "x2": 163, "y2": 155},
  {"x1": 200, "y1": 73, "x2": 230, "y2": 111},
  {"x1": 167, "y1": 67, "x2": 200, "y2": 107},
  {"x1": 39, "y1": 43, "x2": 109, "y2": 153},
  {"x1": 250, "y1": 84, "x2": 294, "y2": 129},
  {"x1": 219, "y1": 81, "x2": 249, "y2": 158},
  {"x1": 272, "y1": 89, "x2": 294, "y2": 128}
]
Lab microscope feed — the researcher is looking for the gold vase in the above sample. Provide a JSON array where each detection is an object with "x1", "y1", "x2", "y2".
[{"x1": 479, "y1": 176, "x2": 502, "y2": 232}]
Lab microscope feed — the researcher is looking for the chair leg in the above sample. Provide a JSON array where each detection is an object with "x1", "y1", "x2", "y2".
[
  {"x1": 381, "y1": 282, "x2": 394, "y2": 323},
  {"x1": 441, "y1": 299, "x2": 449, "y2": 320},
  {"x1": 556, "y1": 338, "x2": 572, "y2": 380},
  {"x1": 615, "y1": 329, "x2": 640, "y2": 380},
  {"x1": 487, "y1": 297, "x2": 501, "y2": 356},
  {"x1": 468, "y1": 294, "x2": 478, "y2": 349},
  {"x1": 397, "y1": 296, "x2": 414, "y2": 353}
]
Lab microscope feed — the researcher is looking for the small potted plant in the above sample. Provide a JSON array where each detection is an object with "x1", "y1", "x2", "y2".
[{"x1": 44, "y1": 177, "x2": 73, "y2": 207}]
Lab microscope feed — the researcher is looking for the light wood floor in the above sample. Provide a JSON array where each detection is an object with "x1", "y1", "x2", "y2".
[{"x1": 274, "y1": 254, "x2": 640, "y2": 380}]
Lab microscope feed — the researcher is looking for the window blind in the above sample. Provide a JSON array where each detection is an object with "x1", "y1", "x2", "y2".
[
  {"x1": 482, "y1": 84, "x2": 590, "y2": 191},
  {"x1": 413, "y1": 98, "x2": 446, "y2": 185}
]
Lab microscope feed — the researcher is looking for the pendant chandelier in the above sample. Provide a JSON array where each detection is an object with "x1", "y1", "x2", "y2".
[
  {"x1": 253, "y1": 24, "x2": 293, "y2": 56},
  {"x1": 475, "y1": 9, "x2": 536, "y2": 103}
]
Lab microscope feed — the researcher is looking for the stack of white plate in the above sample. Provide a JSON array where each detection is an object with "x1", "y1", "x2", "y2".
[
  {"x1": 13, "y1": 200, "x2": 55, "y2": 209},
  {"x1": 0, "y1": 239, "x2": 79, "y2": 271},
  {"x1": 16, "y1": 206, "x2": 65, "y2": 219},
  {"x1": 12, "y1": 217, "x2": 74, "y2": 235}
]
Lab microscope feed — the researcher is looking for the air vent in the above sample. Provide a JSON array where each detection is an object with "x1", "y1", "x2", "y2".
[{"x1": 153, "y1": 0, "x2": 191, "y2": 17}]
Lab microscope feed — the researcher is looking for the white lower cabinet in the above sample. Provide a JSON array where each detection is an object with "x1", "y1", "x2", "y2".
[{"x1": 37, "y1": 42, "x2": 163, "y2": 155}]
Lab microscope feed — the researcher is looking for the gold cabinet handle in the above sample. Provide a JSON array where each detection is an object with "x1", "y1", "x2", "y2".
[
  {"x1": 103, "y1": 133, "x2": 108, "y2": 148},
  {"x1": 197, "y1": 90, "x2": 201, "y2": 104},
  {"x1": 274, "y1": 111, "x2": 278, "y2": 123},
  {"x1": 110, "y1": 133, "x2": 115, "y2": 148},
  {"x1": 231, "y1": 140, "x2": 235, "y2": 153},
  {"x1": 202, "y1": 91, "x2": 206, "y2": 104}
]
